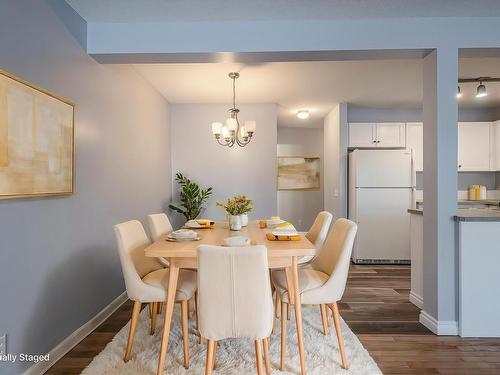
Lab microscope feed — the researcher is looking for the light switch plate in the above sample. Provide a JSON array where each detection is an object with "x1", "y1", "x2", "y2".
[{"x1": 0, "y1": 334, "x2": 6, "y2": 356}]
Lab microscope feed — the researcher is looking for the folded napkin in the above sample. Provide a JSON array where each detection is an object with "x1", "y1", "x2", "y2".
[
  {"x1": 185, "y1": 219, "x2": 214, "y2": 228},
  {"x1": 171, "y1": 229, "x2": 198, "y2": 240},
  {"x1": 196, "y1": 219, "x2": 215, "y2": 226},
  {"x1": 266, "y1": 231, "x2": 301, "y2": 241}
]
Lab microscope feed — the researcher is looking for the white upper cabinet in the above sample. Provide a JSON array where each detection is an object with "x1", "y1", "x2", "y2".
[
  {"x1": 349, "y1": 122, "x2": 406, "y2": 148},
  {"x1": 494, "y1": 121, "x2": 500, "y2": 171},
  {"x1": 458, "y1": 122, "x2": 491, "y2": 172},
  {"x1": 376, "y1": 123, "x2": 406, "y2": 148},
  {"x1": 406, "y1": 122, "x2": 423, "y2": 172},
  {"x1": 349, "y1": 123, "x2": 376, "y2": 148}
]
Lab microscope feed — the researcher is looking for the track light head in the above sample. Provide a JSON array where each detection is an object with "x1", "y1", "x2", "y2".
[{"x1": 476, "y1": 83, "x2": 488, "y2": 98}]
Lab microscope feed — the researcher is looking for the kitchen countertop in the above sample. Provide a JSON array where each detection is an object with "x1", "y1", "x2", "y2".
[
  {"x1": 416, "y1": 199, "x2": 500, "y2": 207},
  {"x1": 408, "y1": 208, "x2": 500, "y2": 222}
]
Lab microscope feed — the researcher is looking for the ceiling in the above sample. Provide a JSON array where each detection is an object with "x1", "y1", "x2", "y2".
[
  {"x1": 66, "y1": 0, "x2": 500, "y2": 22},
  {"x1": 133, "y1": 58, "x2": 500, "y2": 128}
]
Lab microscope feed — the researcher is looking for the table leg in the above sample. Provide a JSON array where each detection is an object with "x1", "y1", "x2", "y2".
[
  {"x1": 156, "y1": 259, "x2": 179, "y2": 375},
  {"x1": 291, "y1": 256, "x2": 306, "y2": 375}
]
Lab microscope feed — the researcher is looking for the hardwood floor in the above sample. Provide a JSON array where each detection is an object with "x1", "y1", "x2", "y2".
[{"x1": 45, "y1": 264, "x2": 500, "y2": 374}]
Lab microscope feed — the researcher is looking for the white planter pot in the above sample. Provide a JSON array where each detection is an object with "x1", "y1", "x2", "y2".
[
  {"x1": 229, "y1": 215, "x2": 242, "y2": 231},
  {"x1": 240, "y1": 214, "x2": 249, "y2": 227}
]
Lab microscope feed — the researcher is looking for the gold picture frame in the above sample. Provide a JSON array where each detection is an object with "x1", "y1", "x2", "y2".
[
  {"x1": 0, "y1": 68, "x2": 75, "y2": 200},
  {"x1": 277, "y1": 156, "x2": 321, "y2": 191}
]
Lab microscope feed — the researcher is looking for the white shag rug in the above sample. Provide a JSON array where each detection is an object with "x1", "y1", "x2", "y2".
[{"x1": 82, "y1": 305, "x2": 382, "y2": 375}]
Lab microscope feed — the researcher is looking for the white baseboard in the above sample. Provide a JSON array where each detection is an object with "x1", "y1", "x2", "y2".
[
  {"x1": 409, "y1": 291, "x2": 423, "y2": 309},
  {"x1": 24, "y1": 291, "x2": 128, "y2": 375},
  {"x1": 419, "y1": 310, "x2": 458, "y2": 336}
]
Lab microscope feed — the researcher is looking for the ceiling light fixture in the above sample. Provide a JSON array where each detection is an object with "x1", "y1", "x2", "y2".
[
  {"x1": 297, "y1": 110, "x2": 310, "y2": 119},
  {"x1": 476, "y1": 82, "x2": 488, "y2": 98},
  {"x1": 211, "y1": 72, "x2": 256, "y2": 148},
  {"x1": 456, "y1": 85, "x2": 462, "y2": 99}
]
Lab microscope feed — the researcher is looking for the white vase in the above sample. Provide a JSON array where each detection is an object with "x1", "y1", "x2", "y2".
[
  {"x1": 240, "y1": 213, "x2": 249, "y2": 227},
  {"x1": 229, "y1": 215, "x2": 242, "y2": 231}
]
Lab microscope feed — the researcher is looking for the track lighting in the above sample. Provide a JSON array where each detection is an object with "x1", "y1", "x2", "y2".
[{"x1": 476, "y1": 82, "x2": 487, "y2": 98}]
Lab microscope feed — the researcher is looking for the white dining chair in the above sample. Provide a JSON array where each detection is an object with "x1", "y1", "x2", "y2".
[
  {"x1": 300, "y1": 211, "x2": 333, "y2": 264},
  {"x1": 114, "y1": 220, "x2": 197, "y2": 368},
  {"x1": 272, "y1": 218, "x2": 357, "y2": 370},
  {"x1": 275, "y1": 211, "x2": 333, "y2": 323},
  {"x1": 146, "y1": 213, "x2": 173, "y2": 267},
  {"x1": 147, "y1": 213, "x2": 173, "y2": 241},
  {"x1": 197, "y1": 245, "x2": 274, "y2": 375}
]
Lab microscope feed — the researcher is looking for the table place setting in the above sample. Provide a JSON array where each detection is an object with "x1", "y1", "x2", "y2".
[{"x1": 166, "y1": 229, "x2": 201, "y2": 242}]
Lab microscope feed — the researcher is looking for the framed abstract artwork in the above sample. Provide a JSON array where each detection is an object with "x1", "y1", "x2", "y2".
[
  {"x1": 277, "y1": 156, "x2": 321, "y2": 191},
  {"x1": 0, "y1": 69, "x2": 75, "y2": 200}
]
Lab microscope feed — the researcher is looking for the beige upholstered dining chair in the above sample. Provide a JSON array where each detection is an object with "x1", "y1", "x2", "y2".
[
  {"x1": 114, "y1": 220, "x2": 197, "y2": 368},
  {"x1": 300, "y1": 211, "x2": 333, "y2": 264},
  {"x1": 197, "y1": 245, "x2": 274, "y2": 375},
  {"x1": 146, "y1": 213, "x2": 173, "y2": 268},
  {"x1": 147, "y1": 213, "x2": 173, "y2": 241},
  {"x1": 272, "y1": 218, "x2": 357, "y2": 370}
]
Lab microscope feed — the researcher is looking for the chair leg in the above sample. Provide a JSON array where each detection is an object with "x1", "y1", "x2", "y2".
[
  {"x1": 212, "y1": 341, "x2": 217, "y2": 370},
  {"x1": 148, "y1": 302, "x2": 153, "y2": 318},
  {"x1": 255, "y1": 340, "x2": 264, "y2": 375},
  {"x1": 157, "y1": 302, "x2": 163, "y2": 315},
  {"x1": 280, "y1": 301, "x2": 287, "y2": 371},
  {"x1": 329, "y1": 303, "x2": 349, "y2": 369},
  {"x1": 275, "y1": 292, "x2": 281, "y2": 318},
  {"x1": 263, "y1": 338, "x2": 271, "y2": 375},
  {"x1": 205, "y1": 340, "x2": 215, "y2": 375},
  {"x1": 181, "y1": 300, "x2": 190, "y2": 369},
  {"x1": 124, "y1": 301, "x2": 141, "y2": 362},
  {"x1": 150, "y1": 302, "x2": 158, "y2": 335},
  {"x1": 287, "y1": 303, "x2": 291, "y2": 320},
  {"x1": 320, "y1": 304, "x2": 329, "y2": 336}
]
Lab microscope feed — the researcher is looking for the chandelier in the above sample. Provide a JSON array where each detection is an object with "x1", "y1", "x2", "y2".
[{"x1": 211, "y1": 72, "x2": 256, "y2": 147}]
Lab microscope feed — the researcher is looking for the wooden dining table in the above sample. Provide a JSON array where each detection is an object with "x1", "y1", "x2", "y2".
[{"x1": 145, "y1": 220, "x2": 316, "y2": 375}]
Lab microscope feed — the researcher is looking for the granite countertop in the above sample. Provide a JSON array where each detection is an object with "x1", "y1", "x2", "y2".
[{"x1": 408, "y1": 207, "x2": 500, "y2": 222}]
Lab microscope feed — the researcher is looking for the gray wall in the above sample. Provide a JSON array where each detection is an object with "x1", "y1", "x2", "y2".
[
  {"x1": 170, "y1": 103, "x2": 277, "y2": 228},
  {"x1": 0, "y1": 2, "x2": 171, "y2": 374},
  {"x1": 348, "y1": 105, "x2": 499, "y2": 123},
  {"x1": 323, "y1": 103, "x2": 349, "y2": 220},
  {"x1": 277, "y1": 127, "x2": 324, "y2": 231}
]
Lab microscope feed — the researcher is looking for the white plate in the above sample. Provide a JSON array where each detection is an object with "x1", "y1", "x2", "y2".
[
  {"x1": 267, "y1": 219, "x2": 286, "y2": 226},
  {"x1": 185, "y1": 221, "x2": 203, "y2": 228},
  {"x1": 223, "y1": 236, "x2": 251, "y2": 247}
]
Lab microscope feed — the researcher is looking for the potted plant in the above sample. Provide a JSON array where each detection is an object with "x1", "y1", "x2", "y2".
[
  {"x1": 217, "y1": 195, "x2": 253, "y2": 230},
  {"x1": 169, "y1": 172, "x2": 213, "y2": 222}
]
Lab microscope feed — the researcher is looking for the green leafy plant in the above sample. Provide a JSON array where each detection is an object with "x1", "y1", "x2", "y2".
[
  {"x1": 217, "y1": 195, "x2": 253, "y2": 216},
  {"x1": 169, "y1": 173, "x2": 213, "y2": 220}
]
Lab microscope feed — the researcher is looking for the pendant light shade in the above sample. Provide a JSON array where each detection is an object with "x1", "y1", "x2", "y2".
[{"x1": 476, "y1": 83, "x2": 487, "y2": 98}]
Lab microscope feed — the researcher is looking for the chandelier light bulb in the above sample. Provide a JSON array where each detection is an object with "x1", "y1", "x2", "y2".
[{"x1": 211, "y1": 122, "x2": 222, "y2": 135}]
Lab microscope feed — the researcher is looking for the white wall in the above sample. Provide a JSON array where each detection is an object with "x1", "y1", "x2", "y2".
[
  {"x1": 170, "y1": 103, "x2": 277, "y2": 227},
  {"x1": 0, "y1": 2, "x2": 171, "y2": 374},
  {"x1": 324, "y1": 104, "x2": 349, "y2": 220},
  {"x1": 277, "y1": 127, "x2": 324, "y2": 231}
]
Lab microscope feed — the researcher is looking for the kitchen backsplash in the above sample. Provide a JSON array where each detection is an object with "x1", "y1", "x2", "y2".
[{"x1": 415, "y1": 171, "x2": 499, "y2": 191}]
